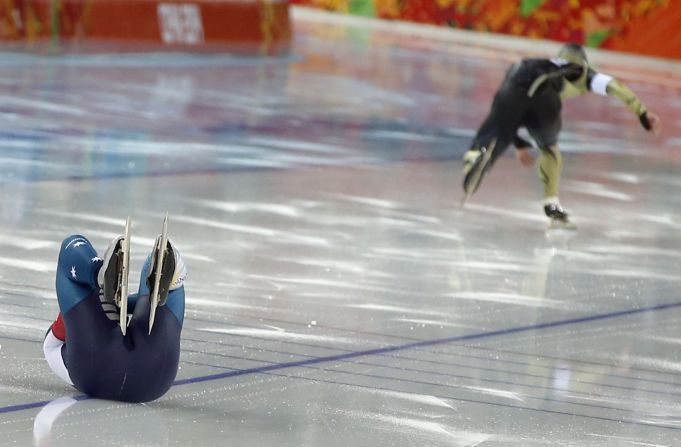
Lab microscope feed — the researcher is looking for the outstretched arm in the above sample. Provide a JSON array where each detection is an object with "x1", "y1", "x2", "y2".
[{"x1": 590, "y1": 73, "x2": 661, "y2": 134}]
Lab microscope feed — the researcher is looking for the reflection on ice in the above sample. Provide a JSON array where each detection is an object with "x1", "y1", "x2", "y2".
[{"x1": 33, "y1": 396, "x2": 169, "y2": 447}]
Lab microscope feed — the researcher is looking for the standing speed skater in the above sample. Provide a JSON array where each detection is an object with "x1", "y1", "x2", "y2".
[{"x1": 461, "y1": 43, "x2": 661, "y2": 228}]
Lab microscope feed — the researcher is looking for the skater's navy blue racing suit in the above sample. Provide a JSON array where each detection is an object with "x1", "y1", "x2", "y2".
[{"x1": 53, "y1": 235, "x2": 184, "y2": 403}]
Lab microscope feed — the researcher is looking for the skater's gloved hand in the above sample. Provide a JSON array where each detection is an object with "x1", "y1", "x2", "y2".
[
  {"x1": 640, "y1": 111, "x2": 661, "y2": 135},
  {"x1": 515, "y1": 148, "x2": 535, "y2": 167}
]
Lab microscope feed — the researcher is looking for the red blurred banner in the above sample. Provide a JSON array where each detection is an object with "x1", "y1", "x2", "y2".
[
  {"x1": 0, "y1": 0, "x2": 292, "y2": 55},
  {"x1": 291, "y1": 0, "x2": 681, "y2": 60}
]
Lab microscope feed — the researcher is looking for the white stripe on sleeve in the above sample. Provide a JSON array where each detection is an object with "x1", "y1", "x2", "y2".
[{"x1": 590, "y1": 73, "x2": 614, "y2": 96}]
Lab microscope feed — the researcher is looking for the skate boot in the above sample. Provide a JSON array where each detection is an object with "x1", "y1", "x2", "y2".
[
  {"x1": 97, "y1": 235, "x2": 125, "y2": 322},
  {"x1": 147, "y1": 215, "x2": 186, "y2": 333},
  {"x1": 544, "y1": 203, "x2": 576, "y2": 229},
  {"x1": 97, "y1": 217, "x2": 131, "y2": 333},
  {"x1": 147, "y1": 238, "x2": 186, "y2": 307},
  {"x1": 461, "y1": 140, "x2": 497, "y2": 206}
]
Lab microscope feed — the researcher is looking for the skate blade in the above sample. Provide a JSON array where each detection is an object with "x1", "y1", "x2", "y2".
[
  {"x1": 547, "y1": 219, "x2": 577, "y2": 230},
  {"x1": 459, "y1": 190, "x2": 473, "y2": 209},
  {"x1": 118, "y1": 217, "x2": 131, "y2": 336},
  {"x1": 149, "y1": 213, "x2": 169, "y2": 335},
  {"x1": 460, "y1": 139, "x2": 496, "y2": 207}
]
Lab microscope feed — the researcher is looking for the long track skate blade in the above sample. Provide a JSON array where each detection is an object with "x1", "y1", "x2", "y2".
[
  {"x1": 547, "y1": 220, "x2": 577, "y2": 231},
  {"x1": 459, "y1": 190, "x2": 473, "y2": 209},
  {"x1": 119, "y1": 216, "x2": 131, "y2": 336},
  {"x1": 460, "y1": 139, "x2": 496, "y2": 208},
  {"x1": 149, "y1": 213, "x2": 169, "y2": 334}
]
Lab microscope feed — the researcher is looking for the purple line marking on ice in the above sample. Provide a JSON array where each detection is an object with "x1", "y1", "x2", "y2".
[
  {"x1": 173, "y1": 299, "x2": 681, "y2": 386},
  {"x1": 3, "y1": 299, "x2": 681, "y2": 415}
]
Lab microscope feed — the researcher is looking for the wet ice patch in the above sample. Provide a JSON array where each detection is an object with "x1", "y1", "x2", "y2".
[
  {"x1": 640, "y1": 334, "x2": 681, "y2": 346},
  {"x1": 458, "y1": 385, "x2": 524, "y2": 402},
  {"x1": 0, "y1": 235, "x2": 55, "y2": 250},
  {"x1": 366, "y1": 389, "x2": 454, "y2": 409},
  {"x1": 278, "y1": 257, "x2": 367, "y2": 274},
  {"x1": 0, "y1": 257, "x2": 53, "y2": 272},
  {"x1": 351, "y1": 303, "x2": 449, "y2": 317},
  {"x1": 395, "y1": 318, "x2": 473, "y2": 329},
  {"x1": 564, "y1": 180, "x2": 634, "y2": 201},
  {"x1": 335, "y1": 194, "x2": 400, "y2": 209},
  {"x1": 244, "y1": 136, "x2": 351, "y2": 154},
  {"x1": 186, "y1": 297, "x2": 268, "y2": 311},
  {"x1": 194, "y1": 199, "x2": 301, "y2": 217},
  {"x1": 602, "y1": 172, "x2": 641, "y2": 184},
  {"x1": 586, "y1": 433, "x2": 673, "y2": 446},
  {"x1": 448, "y1": 260, "x2": 535, "y2": 274},
  {"x1": 448, "y1": 291, "x2": 568, "y2": 309},
  {"x1": 172, "y1": 215, "x2": 330, "y2": 247},
  {"x1": 594, "y1": 268, "x2": 678, "y2": 281},
  {"x1": 462, "y1": 203, "x2": 545, "y2": 222},
  {"x1": 370, "y1": 414, "x2": 490, "y2": 446},
  {"x1": 365, "y1": 130, "x2": 449, "y2": 143},
  {"x1": 614, "y1": 355, "x2": 681, "y2": 373},
  {"x1": 198, "y1": 326, "x2": 355, "y2": 344},
  {"x1": 35, "y1": 210, "x2": 127, "y2": 227}
]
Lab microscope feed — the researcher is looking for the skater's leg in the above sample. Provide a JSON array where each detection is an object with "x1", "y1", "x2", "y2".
[
  {"x1": 97, "y1": 222, "x2": 131, "y2": 332},
  {"x1": 120, "y1": 289, "x2": 183, "y2": 402},
  {"x1": 130, "y1": 245, "x2": 185, "y2": 328},
  {"x1": 536, "y1": 144, "x2": 573, "y2": 224},
  {"x1": 55, "y1": 235, "x2": 102, "y2": 314},
  {"x1": 466, "y1": 106, "x2": 519, "y2": 165},
  {"x1": 54, "y1": 235, "x2": 131, "y2": 394},
  {"x1": 56, "y1": 235, "x2": 114, "y2": 336},
  {"x1": 47, "y1": 235, "x2": 112, "y2": 386},
  {"x1": 462, "y1": 128, "x2": 515, "y2": 196},
  {"x1": 537, "y1": 144, "x2": 562, "y2": 200},
  {"x1": 462, "y1": 107, "x2": 517, "y2": 196},
  {"x1": 462, "y1": 86, "x2": 527, "y2": 196},
  {"x1": 119, "y1": 241, "x2": 185, "y2": 402},
  {"x1": 528, "y1": 106, "x2": 562, "y2": 203},
  {"x1": 532, "y1": 142, "x2": 572, "y2": 226},
  {"x1": 524, "y1": 91, "x2": 573, "y2": 225}
]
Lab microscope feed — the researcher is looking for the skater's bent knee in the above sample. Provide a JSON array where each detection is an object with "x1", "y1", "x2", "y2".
[
  {"x1": 60, "y1": 235, "x2": 92, "y2": 252},
  {"x1": 57, "y1": 235, "x2": 101, "y2": 288}
]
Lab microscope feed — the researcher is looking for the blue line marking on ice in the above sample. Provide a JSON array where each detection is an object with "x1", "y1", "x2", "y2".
[
  {"x1": 3, "y1": 299, "x2": 681, "y2": 416},
  {"x1": 258, "y1": 370, "x2": 681, "y2": 432},
  {"x1": 173, "y1": 299, "x2": 681, "y2": 386},
  {"x1": 0, "y1": 395, "x2": 88, "y2": 415},
  {"x1": 180, "y1": 358, "x2": 674, "y2": 428},
  {"x1": 178, "y1": 341, "x2": 681, "y2": 405}
]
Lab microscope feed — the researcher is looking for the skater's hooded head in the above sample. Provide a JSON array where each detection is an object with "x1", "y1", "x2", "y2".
[{"x1": 558, "y1": 43, "x2": 588, "y2": 66}]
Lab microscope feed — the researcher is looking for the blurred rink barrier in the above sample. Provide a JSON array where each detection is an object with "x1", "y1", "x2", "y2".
[
  {"x1": 290, "y1": 0, "x2": 681, "y2": 61},
  {"x1": 0, "y1": 0, "x2": 292, "y2": 55}
]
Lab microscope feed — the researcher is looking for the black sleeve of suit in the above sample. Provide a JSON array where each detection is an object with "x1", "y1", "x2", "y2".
[{"x1": 559, "y1": 63, "x2": 585, "y2": 82}]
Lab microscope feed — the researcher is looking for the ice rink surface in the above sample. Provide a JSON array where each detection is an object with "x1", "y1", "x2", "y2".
[{"x1": 2, "y1": 7, "x2": 681, "y2": 446}]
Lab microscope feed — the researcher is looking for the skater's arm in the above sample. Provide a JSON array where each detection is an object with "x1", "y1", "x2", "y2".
[
  {"x1": 589, "y1": 73, "x2": 660, "y2": 133},
  {"x1": 526, "y1": 59, "x2": 584, "y2": 97}
]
